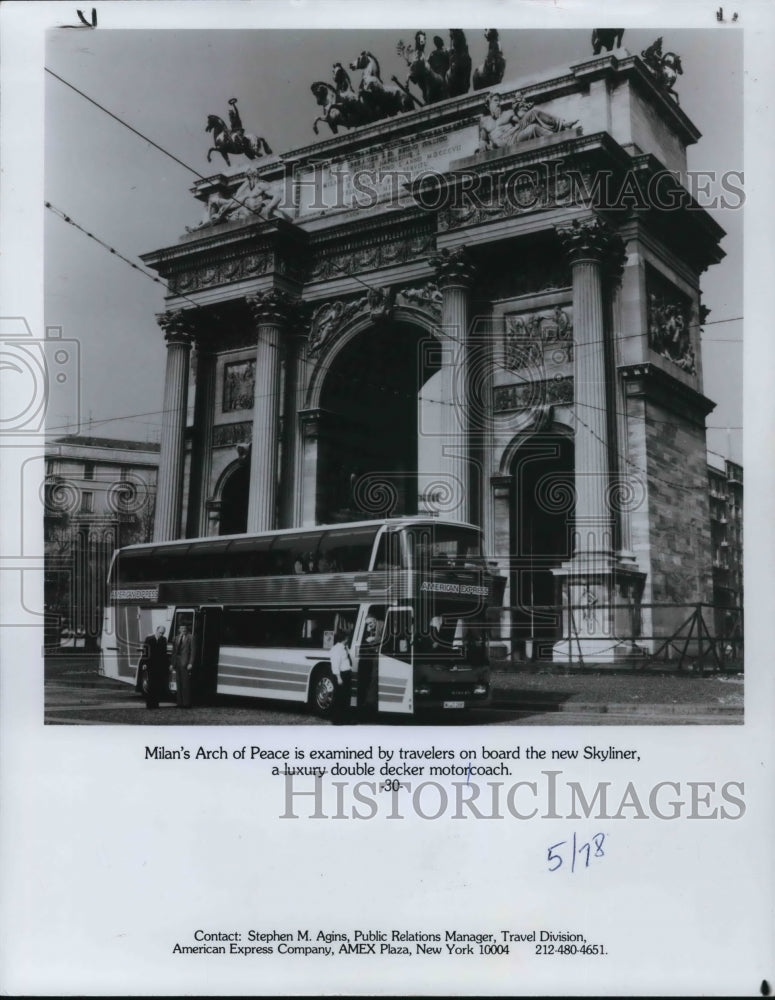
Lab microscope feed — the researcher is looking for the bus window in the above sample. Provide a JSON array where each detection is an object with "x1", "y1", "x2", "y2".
[
  {"x1": 373, "y1": 531, "x2": 404, "y2": 570},
  {"x1": 318, "y1": 526, "x2": 380, "y2": 573},
  {"x1": 404, "y1": 524, "x2": 482, "y2": 569},
  {"x1": 226, "y1": 536, "x2": 274, "y2": 577},
  {"x1": 271, "y1": 532, "x2": 324, "y2": 575},
  {"x1": 170, "y1": 609, "x2": 195, "y2": 647}
]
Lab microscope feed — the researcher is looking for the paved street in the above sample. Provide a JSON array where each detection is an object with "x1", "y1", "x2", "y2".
[{"x1": 45, "y1": 655, "x2": 743, "y2": 727}]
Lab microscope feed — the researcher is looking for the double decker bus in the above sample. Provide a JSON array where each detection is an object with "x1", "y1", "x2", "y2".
[{"x1": 100, "y1": 518, "x2": 504, "y2": 718}]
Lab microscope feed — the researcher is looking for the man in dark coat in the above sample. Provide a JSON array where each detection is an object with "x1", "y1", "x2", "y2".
[
  {"x1": 140, "y1": 625, "x2": 169, "y2": 710},
  {"x1": 173, "y1": 625, "x2": 194, "y2": 709}
]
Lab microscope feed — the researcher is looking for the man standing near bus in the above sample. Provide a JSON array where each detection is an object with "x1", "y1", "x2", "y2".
[
  {"x1": 173, "y1": 625, "x2": 194, "y2": 709},
  {"x1": 140, "y1": 625, "x2": 169, "y2": 710},
  {"x1": 329, "y1": 629, "x2": 353, "y2": 723}
]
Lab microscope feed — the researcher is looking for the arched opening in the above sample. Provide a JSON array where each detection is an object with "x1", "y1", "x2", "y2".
[
  {"x1": 218, "y1": 462, "x2": 249, "y2": 535},
  {"x1": 509, "y1": 432, "x2": 574, "y2": 658},
  {"x1": 316, "y1": 322, "x2": 440, "y2": 523}
]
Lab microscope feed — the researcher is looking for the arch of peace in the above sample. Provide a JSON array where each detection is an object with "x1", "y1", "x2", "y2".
[{"x1": 141, "y1": 38, "x2": 725, "y2": 662}]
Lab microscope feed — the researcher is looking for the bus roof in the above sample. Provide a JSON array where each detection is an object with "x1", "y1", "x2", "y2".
[{"x1": 114, "y1": 517, "x2": 482, "y2": 556}]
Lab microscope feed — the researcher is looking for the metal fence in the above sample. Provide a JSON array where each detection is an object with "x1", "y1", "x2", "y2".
[{"x1": 489, "y1": 603, "x2": 744, "y2": 673}]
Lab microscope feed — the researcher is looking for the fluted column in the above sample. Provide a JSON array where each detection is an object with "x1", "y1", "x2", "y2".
[
  {"x1": 153, "y1": 310, "x2": 195, "y2": 542},
  {"x1": 551, "y1": 218, "x2": 644, "y2": 663},
  {"x1": 245, "y1": 290, "x2": 294, "y2": 533},
  {"x1": 189, "y1": 346, "x2": 217, "y2": 536},
  {"x1": 429, "y1": 246, "x2": 476, "y2": 524},
  {"x1": 555, "y1": 218, "x2": 618, "y2": 561}
]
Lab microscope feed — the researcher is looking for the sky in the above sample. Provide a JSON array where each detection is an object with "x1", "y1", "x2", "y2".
[{"x1": 44, "y1": 25, "x2": 743, "y2": 461}]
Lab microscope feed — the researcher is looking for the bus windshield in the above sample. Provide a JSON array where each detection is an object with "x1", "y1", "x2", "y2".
[
  {"x1": 412, "y1": 603, "x2": 488, "y2": 667},
  {"x1": 404, "y1": 524, "x2": 482, "y2": 569}
]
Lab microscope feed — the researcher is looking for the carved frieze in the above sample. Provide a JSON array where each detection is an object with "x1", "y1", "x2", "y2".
[
  {"x1": 212, "y1": 421, "x2": 253, "y2": 447},
  {"x1": 307, "y1": 299, "x2": 359, "y2": 356},
  {"x1": 168, "y1": 253, "x2": 271, "y2": 294},
  {"x1": 305, "y1": 279, "x2": 443, "y2": 358},
  {"x1": 308, "y1": 231, "x2": 435, "y2": 282},
  {"x1": 504, "y1": 305, "x2": 573, "y2": 371},
  {"x1": 646, "y1": 267, "x2": 696, "y2": 375},
  {"x1": 437, "y1": 165, "x2": 585, "y2": 233},
  {"x1": 493, "y1": 376, "x2": 573, "y2": 413},
  {"x1": 222, "y1": 360, "x2": 256, "y2": 412},
  {"x1": 395, "y1": 281, "x2": 443, "y2": 319}
]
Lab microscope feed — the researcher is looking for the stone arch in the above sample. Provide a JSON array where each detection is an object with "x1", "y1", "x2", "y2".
[
  {"x1": 497, "y1": 416, "x2": 574, "y2": 477},
  {"x1": 496, "y1": 417, "x2": 575, "y2": 659},
  {"x1": 300, "y1": 304, "x2": 443, "y2": 524},
  {"x1": 214, "y1": 457, "x2": 249, "y2": 535},
  {"x1": 304, "y1": 304, "x2": 441, "y2": 411}
]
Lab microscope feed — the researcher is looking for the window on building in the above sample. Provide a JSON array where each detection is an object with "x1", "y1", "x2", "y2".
[
  {"x1": 80, "y1": 491, "x2": 94, "y2": 514},
  {"x1": 83, "y1": 462, "x2": 95, "y2": 481}
]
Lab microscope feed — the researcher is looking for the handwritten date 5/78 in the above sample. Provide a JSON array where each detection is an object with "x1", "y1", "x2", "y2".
[{"x1": 547, "y1": 832, "x2": 606, "y2": 872}]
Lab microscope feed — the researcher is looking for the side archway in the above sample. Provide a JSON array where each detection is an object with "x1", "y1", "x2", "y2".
[
  {"x1": 499, "y1": 421, "x2": 575, "y2": 658},
  {"x1": 216, "y1": 459, "x2": 249, "y2": 535}
]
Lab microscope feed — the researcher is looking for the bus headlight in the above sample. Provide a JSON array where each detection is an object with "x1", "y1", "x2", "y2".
[
  {"x1": 416, "y1": 686, "x2": 431, "y2": 696},
  {"x1": 473, "y1": 685, "x2": 487, "y2": 696}
]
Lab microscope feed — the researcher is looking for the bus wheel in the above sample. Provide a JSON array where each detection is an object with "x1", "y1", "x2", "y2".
[{"x1": 309, "y1": 666, "x2": 336, "y2": 718}]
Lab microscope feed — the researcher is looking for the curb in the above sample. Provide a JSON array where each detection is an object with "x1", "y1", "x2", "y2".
[{"x1": 493, "y1": 696, "x2": 742, "y2": 716}]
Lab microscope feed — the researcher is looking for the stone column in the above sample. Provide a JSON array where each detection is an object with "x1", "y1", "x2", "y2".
[
  {"x1": 188, "y1": 346, "x2": 217, "y2": 537},
  {"x1": 299, "y1": 408, "x2": 325, "y2": 526},
  {"x1": 429, "y1": 246, "x2": 476, "y2": 524},
  {"x1": 556, "y1": 217, "x2": 616, "y2": 560},
  {"x1": 153, "y1": 310, "x2": 195, "y2": 542},
  {"x1": 245, "y1": 289, "x2": 294, "y2": 533},
  {"x1": 551, "y1": 218, "x2": 644, "y2": 663}
]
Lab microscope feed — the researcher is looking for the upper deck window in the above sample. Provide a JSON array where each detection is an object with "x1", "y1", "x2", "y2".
[{"x1": 404, "y1": 525, "x2": 482, "y2": 570}]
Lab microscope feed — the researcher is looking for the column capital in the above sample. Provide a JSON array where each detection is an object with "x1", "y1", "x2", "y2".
[
  {"x1": 156, "y1": 309, "x2": 197, "y2": 346},
  {"x1": 555, "y1": 217, "x2": 624, "y2": 268},
  {"x1": 247, "y1": 288, "x2": 298, "y2": 326},
  {"x1": 429, "y1": 246, "x2": 476, "y2": 290}
]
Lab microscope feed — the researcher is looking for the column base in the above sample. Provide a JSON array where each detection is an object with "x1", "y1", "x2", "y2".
[
  {"x1": 551, "y1": 554, "x2": 647, "y2": 666},
  {"x1": 552, "y1": 637, "x2": 648, "y2": 665}
]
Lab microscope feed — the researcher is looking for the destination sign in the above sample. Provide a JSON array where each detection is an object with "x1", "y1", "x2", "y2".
[
  {"x1": 111, "y1": 588, "x2": 159, "y2": 602},
  {"x1": 420, "y1": 581, "x2": 489, "y2": 597}
]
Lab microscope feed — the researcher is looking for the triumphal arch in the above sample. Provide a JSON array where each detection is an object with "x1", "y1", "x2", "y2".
[{"x1": 142, "y1": 33, "x2": 724, "y2": 660}]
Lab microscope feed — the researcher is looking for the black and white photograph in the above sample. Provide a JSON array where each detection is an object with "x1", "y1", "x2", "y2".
[
  {"x1": 42, "y1": 18, "x2": 745, "y2": 728},
  {"x1": 0, "y1": 1, "x2": 772, "y2": 995}
]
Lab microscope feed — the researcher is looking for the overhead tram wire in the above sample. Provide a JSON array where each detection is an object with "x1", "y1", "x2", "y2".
[
  {"x1": 47, "y1": 70, "x2": 741, "y2": 484},
  {"x1": 48, "y1": 65, "x2": 744, "y2": 352},
  {"x1": 47, "y1": 197, "x2": 742, "y2": 461}
]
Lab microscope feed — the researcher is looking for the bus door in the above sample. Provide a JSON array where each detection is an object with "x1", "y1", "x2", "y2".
[
  {"x1": 193, "y1": 606, "x2": 222, "y2": 704},
  {"x1": 378, "y1": 606, "x2": 414, "y2": 715}
]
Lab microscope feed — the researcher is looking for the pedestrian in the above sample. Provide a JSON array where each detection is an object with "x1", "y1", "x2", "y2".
[
  {"x1": 357, "y1": 615, "x2": 382, "y2": 715},
  {"x1": 329, "y1": 629, "x2": 354, "y2": 723},
  {"x1": 172, "y1": 625, "x2": 194, "y2": 709},
  {"x1": 140, "y1": 625, "x2": 169, "y2": 710}
]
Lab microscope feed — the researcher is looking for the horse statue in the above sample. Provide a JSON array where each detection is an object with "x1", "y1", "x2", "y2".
[
  {"x1": 350, "y1": 50, "x2": 418, "y2": 118},
  {"x1": 205, "y1": 114, "x2": 273, "y2": 166},
  {"x1": 446, "y1": 29, "x2": 472, "y2": 97},
  {"x1": 641, "y1": 37, "x2": 683, "y2": 101},
  {"x1": 473, "y1": 28, "x2": 505, "y2": 90},
  {"x1": 591, "y1": 28, "x2": 624, "y2": 54},
  {"x1": 311, "y1": 62, "x2": 375, "y2": 135},
  {"x1": 397, "y1": 35, "x2": 444, "y2": 105},
  {"x1": 311, "y1": 82, "x2": 346, "y2": 135}
]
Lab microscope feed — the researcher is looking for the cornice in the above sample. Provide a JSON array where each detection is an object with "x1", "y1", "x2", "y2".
[{"x1": 619, "y1": 362, "x2": 716, "y2": 426}]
